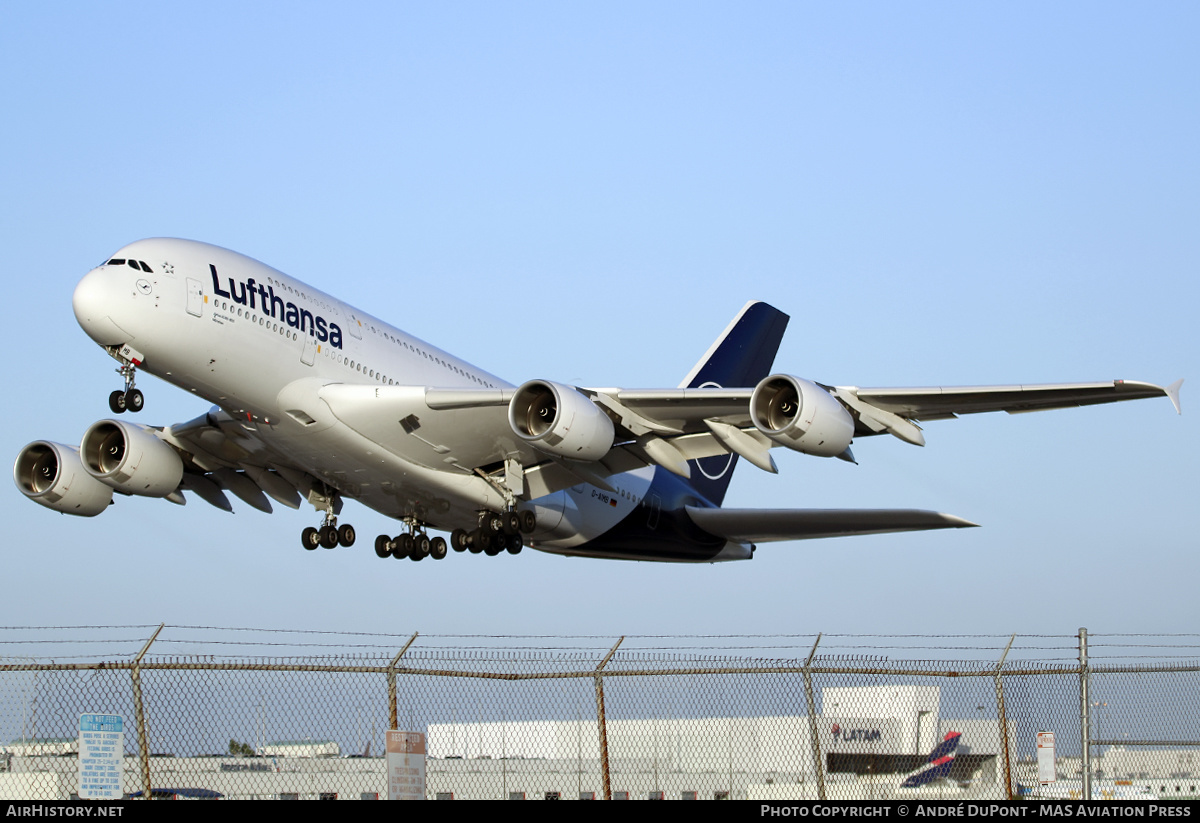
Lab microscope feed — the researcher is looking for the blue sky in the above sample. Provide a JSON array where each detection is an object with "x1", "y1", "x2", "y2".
[{"x1": 3, "y1": 2, "x2": 1197, "y2": 653}]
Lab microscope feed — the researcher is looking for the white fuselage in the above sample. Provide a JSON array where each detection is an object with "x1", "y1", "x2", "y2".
[{"x1": 72, "y1": 238, "x2": 647, "y2": 549}]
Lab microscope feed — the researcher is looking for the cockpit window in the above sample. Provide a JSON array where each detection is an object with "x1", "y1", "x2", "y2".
[{"x1": 107, "y1": 258, "x2": 153, "y2": 272}]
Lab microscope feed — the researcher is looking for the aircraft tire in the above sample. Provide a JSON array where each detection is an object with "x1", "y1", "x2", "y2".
[
  {"x1": 338, "y1": 524, "x2": 356, "y2": 547},
  {"x1": 468, "y1": 528, "x2": 487, "y2": 554},
  {"x1": 108, "y1": 391, "x2": 127, "y2": 414},
  {"x1": 430, "y1": 536, "x2": 447, "y2": 560},
  {"x1": 374, "y1": 534, "x2": 391, "y2": 558},
  {"x1": 450, "y1": 529, "x2": 468, "y2": 552},
  {"x1": 319, "y1": 525, "x2": 339, "y2": 548},
  {"x1": 409, "y1": 534, "x2": 428, "y2": 561},
  {"x1": 125, "y1": 389, "x2": 144, "y2": 413},
  {"x1": 506, "y1": 535, "x2": 523, "y2": 555},
  {"x1": 518, "y1": 510, "x2": 536, "y2": 534},
  {"x1": 413, "y1": 534, "x2": 430, "y2": 559},
  {"x1": 393, "y1": 533, "x2": 413, "y2": 559},
  {"x1": 502, "y1": 511, "x2": 520, "y2": 535},
  {"x1": 302, "y1": 527, "x2": 320, "y2": 551}
]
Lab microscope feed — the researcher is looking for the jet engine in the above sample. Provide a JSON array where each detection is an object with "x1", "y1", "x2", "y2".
[
  {"x1": 508, "y1": 380, "x2": 615, "y2": 461},
  {"x1": 80, "y1": 419, "x2": 184, "y2": 497},
  {"x1": 749, "y1": 374, "x2": 855, "y2": 457},
  {"x1": 14, "y1": 441, "x2": 114, "y2": 516}
]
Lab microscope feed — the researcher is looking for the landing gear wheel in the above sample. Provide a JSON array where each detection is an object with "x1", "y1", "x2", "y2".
[
  {"x1": 392, "y1": 533, "x2": 412, "y2": 559},
  {"x1": 411, "y1": 534, "x2": 430, "y2": 560},
  {"x1": 125, "y1": 389, "x2": 144, "y2": 413},
  {"x1": 518, "y1": 510, "x2": 537, "y2": 534},
  {"x1": 450, "y1": 529, "x2": 469, "y2": 552},
  {"x1": 109, "y1": 391, "x2": 127, "y2": 414},
  {"x1": 301, "y1": 527, "x2": 320, "y2": 551},
  {"x1": 468, "y1": 528, "x2": 488, "y2": 554},
  {"x1": 430, "y1": 536, "x2": 448, "y2": 560},
  {"x1": 374, "y1": 534, "x2": 392, "y2": 558},
  {"x1": 338, "y1": 524, "x2": 356, "y2": 547},
  {"x1": 484, "y1": 512, "x2": 504, "y2": 536},
  {"x1": 506, "y1": 534, "x2": 523, "y2": 555},
  {"x1": 502, "y1": 510, "x2": 520, "y2": 535},
  {"x1": 319, "y1": 524, "x2": 339, "y2": 548}
]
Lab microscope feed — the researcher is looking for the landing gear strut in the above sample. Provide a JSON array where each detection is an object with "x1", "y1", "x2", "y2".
[{"x1": 108, "y1": 364, "x2": 144, "y2": 414}]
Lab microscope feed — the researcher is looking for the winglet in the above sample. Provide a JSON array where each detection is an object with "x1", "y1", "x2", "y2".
[{"x1": 1166, "y1": 378, "x2": 1184, "y2": 415}]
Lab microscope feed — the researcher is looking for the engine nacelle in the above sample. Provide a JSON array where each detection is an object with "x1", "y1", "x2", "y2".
[
  {"x1": 80, "y1": 419, "x2": 184, "y2": 497},
  {"x1": 14, "y1": 441, "x2": 113, "y2": 516},
  {"x1": 750, "y1": 374, "x2": 855, "y2": 458},
  {"x1": 508, "y1": 380, "x2": 615, "y2": 461}
]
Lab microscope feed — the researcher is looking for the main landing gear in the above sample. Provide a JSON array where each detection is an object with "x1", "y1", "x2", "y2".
[
  {"x1": 301, "y1": 515, "x2": 356, "y2": 551},
  {"x1": 108, "y1": 364, "x2": 144, "y2": 414},
  {"x1": 370, "y1": 509, "x2": 537, "y2": 563},
  {"x1": 373, "y1": 522, "x2": 448, "y2": 562},
  {"x1": 450, "y1": 509, "x2": 537, "y2": 557}
]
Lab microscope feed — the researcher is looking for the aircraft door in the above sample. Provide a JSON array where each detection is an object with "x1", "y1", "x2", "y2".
[
  {"x1": 300, "y1": 333, "x2": 317, "y2": 366},
  {"x1": 646, "y1": 493, "x2": 661, "y2": 529},
  {"x1": 186, "y1": 278, "x2": 204, "y2": 317}
]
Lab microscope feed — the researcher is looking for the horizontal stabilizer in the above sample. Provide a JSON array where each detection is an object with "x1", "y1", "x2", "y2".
[{"x1": 685, "y1": 507, "x2": 978, "y2": 543}]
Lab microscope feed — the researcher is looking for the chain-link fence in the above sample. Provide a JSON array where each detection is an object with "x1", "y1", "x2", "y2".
[{"x1": 1, "y1": 627, "x2": 1197, "y2": 800}]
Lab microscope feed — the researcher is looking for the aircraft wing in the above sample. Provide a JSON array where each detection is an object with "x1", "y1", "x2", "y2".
[
  {"x1": 315, "y1": 377, "x2": 1182, "y2": 499},
  {"x1": 685, "y1": 506, "x2": 978, "y2": 543},
  {"x1": 846, "y1": 379, "x2": 1182, "y2": 421}
]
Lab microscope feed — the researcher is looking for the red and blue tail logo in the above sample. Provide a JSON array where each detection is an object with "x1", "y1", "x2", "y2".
[{"x1": 900, "y1": 731, "x2": 961, "y2": 788}]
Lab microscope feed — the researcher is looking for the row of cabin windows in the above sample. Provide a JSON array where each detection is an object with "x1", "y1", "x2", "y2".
[{"x1": 212, "y1": 298, "x2": 495, "y2": 388}]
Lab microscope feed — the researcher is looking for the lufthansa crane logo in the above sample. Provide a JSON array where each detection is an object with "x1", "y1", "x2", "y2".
[{"x1": 694, "y1": 381, "x2": 735, "y2": 481}]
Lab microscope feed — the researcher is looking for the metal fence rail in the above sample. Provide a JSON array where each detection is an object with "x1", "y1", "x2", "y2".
[{"x1": 1, "y1": 626, "x2": 1198, "y2": 800}]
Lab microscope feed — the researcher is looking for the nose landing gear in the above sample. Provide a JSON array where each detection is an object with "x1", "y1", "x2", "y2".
[{"x1": 108, "y1": 364, "x2": 143, "y2": 414}]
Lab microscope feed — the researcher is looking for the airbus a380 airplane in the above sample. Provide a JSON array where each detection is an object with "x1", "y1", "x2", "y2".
[{"x1": 15, "y1": 239, "x2": 1183, "y2": 563}]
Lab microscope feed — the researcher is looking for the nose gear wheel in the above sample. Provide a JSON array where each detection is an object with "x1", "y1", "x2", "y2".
[{"x1": 108, "y1": 364, "x2": 144, "y2": 414}]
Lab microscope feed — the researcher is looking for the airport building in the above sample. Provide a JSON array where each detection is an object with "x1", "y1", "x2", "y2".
[{"x1": 2, "y1": 684, "x2": 1193, "y2": 799}]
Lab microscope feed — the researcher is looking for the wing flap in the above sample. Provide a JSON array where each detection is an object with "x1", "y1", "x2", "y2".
[{"x1": 685, "y1": 506, "x2": 978, "y2": 543}]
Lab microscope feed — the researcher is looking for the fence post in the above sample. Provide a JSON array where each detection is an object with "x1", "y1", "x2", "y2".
[
  {"x1": 594, "y1": 637, "x2": 623, "y2": 801},
  {"x1": 1079, "y1": 627, "x2": 1090, "y2": 801},
  {"x1": 993, "y1": 634, "x2": 1015, "y2": 800},
  {"x1": 130, "y1": 623, "x2": 163, "y2": 800},
  {"x1": 802, "y1": 633, "x2": 826, "y2": 801},
  {"x1": 388, "y1": 633, "x2": 419, "y2": 732}
]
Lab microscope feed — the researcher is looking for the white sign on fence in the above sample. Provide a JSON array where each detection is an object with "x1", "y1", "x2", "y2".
[
  {"x1": 1037, "y1": 730, "x2": 1056, "y2": 785},
  {"x1": 78, "y1": 714, "x2": 124, "y2": 800},
  {"x1": 386, "y1": 731, "x2": 426, "y2": 800}
]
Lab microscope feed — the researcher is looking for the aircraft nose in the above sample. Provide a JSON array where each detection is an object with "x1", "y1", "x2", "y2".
[{"x1": 73, "y1": 266, "x2": 133, "y2": 346}]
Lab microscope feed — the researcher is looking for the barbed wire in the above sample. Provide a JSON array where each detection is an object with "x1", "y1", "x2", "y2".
[{"x1": 2, "y1": 626, "x2": 1196, "y2": 666}]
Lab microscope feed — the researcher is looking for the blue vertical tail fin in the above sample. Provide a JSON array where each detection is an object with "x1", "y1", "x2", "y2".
[{"x1": 681, "y1": 301, "x2": 789, "y2": 506}]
